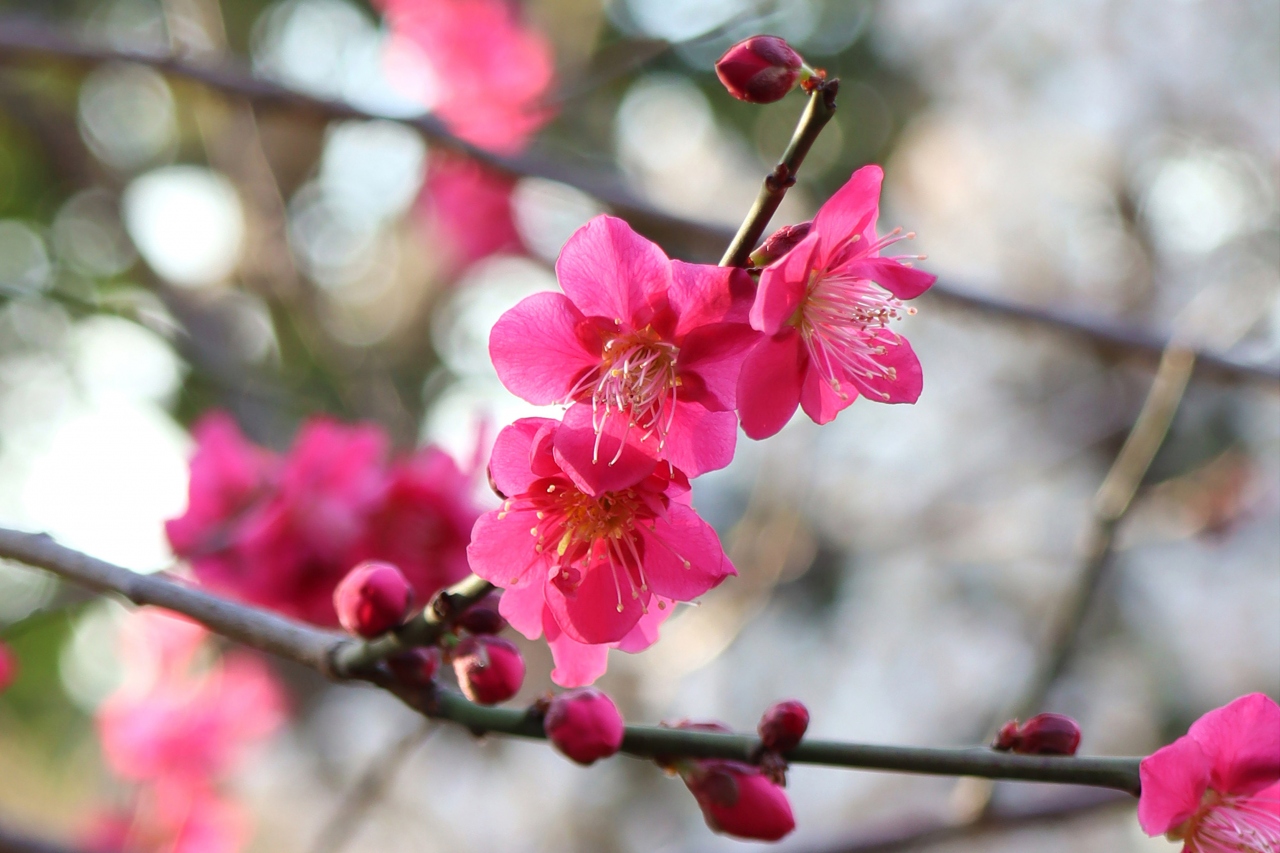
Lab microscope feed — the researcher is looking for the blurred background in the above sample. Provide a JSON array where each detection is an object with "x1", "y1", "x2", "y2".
[{"x1": 0, "y1": 0, "x2": 1277, "y2": 851}]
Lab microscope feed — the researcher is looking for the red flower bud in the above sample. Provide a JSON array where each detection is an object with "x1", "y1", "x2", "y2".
[
  {"x1": 333, "y1": 561, "x2": 414, "y2": 638},
  {"x1": 387, "y1": 647, "x2": 441, "y2": 684},
  {"x1": 456, "y1": 603, "x2": 506, "y2": 636},
  {"x1": 453, "y1": 636, "x2": 524, "y2": 705},
  {"x1": 544, "y1": 687, "x2": 625, "y2": 765},
  {"x1": 0, "y1": 642, "x2": 17, "y2": 693},
  {"x1": 750, "y1": 221, "x2": 812, "y2": 267},
  {"x1": 758, "y1": 699, "x2": 809, "y2": 753},
  {"x1": 992, "y1": 713, "x2": 1082, "y2": 756},
  {"x1": 683, "y1": 759, "x2": 796, "y2": 841},
  {"x1": 716, "y1": 36, "x2": 807, "y2": 104}
]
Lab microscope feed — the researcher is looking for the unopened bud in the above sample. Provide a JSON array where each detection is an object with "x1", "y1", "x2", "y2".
[
  {"x1": 750, "y1": 221, "x2": 812, "y2": 267},
  {"x1": 683, "y1": 759, "x2": 796, "y2": 841},
  {"x1": 0, "y1": 642, "x2": 16, "y2": 693},
  {"x1": 716, "y1": 36, "x2": 809, "y2": 104},
  {"x1": 387, "y1": 647, "x2": 441, "y2": 684},
  {"x1": 334, "y1": 561, "x2": 414, "y2": 638},
  {"x1": 456, "y1": 602, "x2": 506, "y2": 636},
  {"x1": 453, "y1": 636, "x2": 524, "y2": 705},
  {"x1": 544, "y1": 687, "x2": 625, "y2": 765},
  {"x1": 758, "y1": 699, "x2": 809, "y2": 753},
  {"x1": 992, "y1": 713, "x2": 1082, "y2": 756}
]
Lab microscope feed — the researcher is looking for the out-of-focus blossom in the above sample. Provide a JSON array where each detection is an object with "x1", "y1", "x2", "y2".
[
  {"x1": 544, "y1": 687, "x2": 625, "y2": 765},
  {"x1": 167, "y1": 414, "x2": 480, "y2": 627},
  {"x1": 490, "y1": 216, "x2": 759, "y2": 477},
  {"x1": 81, "y1": 790, "x2": 248, "y2": 853},
  {"x1": 417, "y1": 155, "x2": 523, "y2": 275},
  {"x1": 452, "y1": 635, "x2": 525, "y2": 704},
  {"x1": 468, "y1": 417, "x2": 733, "y2": 686},
  {"x1": 0, "y1": 641, "x2": 17, "y2": 693},
  {"x1": 738, "y1": 165, "x2": 936, "y2": 439},
  {"x1": 1138, "y1": 693, "x2": 1280, "y2": 851},
  {"x1": 992, "y1": 712, "x2": 1082, "y2": 756},
  {"x1": 758, "y1": 700, "x2": 809, "y2": 753},
  {"x1": 715, "y1": 36, "x2": 810, "y2": 104},
  {"x1": 333, "y1": 561, "x2": 414, "y2": 638},
  {"x1": 377, "y1": 0, "x2": 555, "y2": 155}
]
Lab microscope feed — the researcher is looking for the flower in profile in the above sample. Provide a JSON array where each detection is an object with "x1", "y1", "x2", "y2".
[
  {"x1": 490, "y1": 215, "x2": 759, "y2": 477},
  {"x1": 1138, "y1": 693, "x2": 1280, "y2": 851},
  {"x1": 467, "y1": 416, "x2": 735, "y2": 685},
  {"x1": 737, "y1": 165, "x2": 936, "y2": 439},
  {"x1": 377, "y1": 0, "x2": 555, "y2": 154}
]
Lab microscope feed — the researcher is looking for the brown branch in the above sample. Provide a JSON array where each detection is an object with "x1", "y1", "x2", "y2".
[
  {"x1": 0, "y1": 19, "x2": 1274, "y2": 384},
  {"x1": 0, "y1": 820, "x2": 85, "y2": 853}
]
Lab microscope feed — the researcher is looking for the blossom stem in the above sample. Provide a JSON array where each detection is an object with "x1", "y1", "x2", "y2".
[
  {"x1": 720, "y1": 78, "x2": 840, "y2": 268},
  {"x1": 0, "y1": 526, "x2": 1142, "y2": 794}
]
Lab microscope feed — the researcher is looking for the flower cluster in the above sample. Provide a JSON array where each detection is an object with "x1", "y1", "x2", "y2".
[
  {"x1": 83, "y1": 610, "x2": 286, "y2": 853},
  {"x1": 167, "y1": 413, "x2": 480, "y2": 627}
]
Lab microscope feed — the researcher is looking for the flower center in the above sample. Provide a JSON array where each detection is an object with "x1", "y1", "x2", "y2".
[
  {"x1": 565, "y1": 327, "x2": 680, "y2": 461},
  {"x1": 1172, "y1": 790, "x2": 1280, "y2": 852}
]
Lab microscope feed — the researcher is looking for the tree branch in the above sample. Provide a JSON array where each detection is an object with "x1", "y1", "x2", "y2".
[
  {"x1": 720, "y1": 78, "x2": 839, "y2": 267},
  {"x1": 0, "y1": 19, "x2": 1274, "y2": 385}
]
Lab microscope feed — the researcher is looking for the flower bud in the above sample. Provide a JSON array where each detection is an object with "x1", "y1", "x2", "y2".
[
  {"x1": 750, "y1": 221, "x2": 812, "y2": 268},
  {"x1": 387, "y1": 647, "x2": 441, "y2": 684},
  {"x1": 716, "y1": 36, "x2": 808, "y2": 104},
  {"x1": 0, "y1": 642, "x2": 16, "y2": 693},
  {"x1": 456, "y1": 603, "x2": 506, "y2": 636},
  {"x1": 758, "y1": 699, "x2": 809, "y2": 753},
  {"x1": 544, "y1": 687, "x2": 625, "y2": 765},
  {"x1": 453, "y1": 636, "x2": 524, "y2": 705},
  {"x1": 334, "y1": 561, "x2": 414, "y2": 638},
  {"x1": 992, "y1": 713, "x2": 1082, "y2": 756},
  {"x1": 683, "y1": 760, "x2": 796, "y2": 841}
]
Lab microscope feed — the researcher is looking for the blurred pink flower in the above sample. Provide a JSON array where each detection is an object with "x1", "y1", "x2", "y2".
[
  {"x1": 418, "y1": 154, "x2": 523, "y2": 274},
  {"x1": 168, "y1": 415, "x2": 481, "y2": 627},
  {"x1": 377, "y1": 0, "x2": 555, "y2": 154},
  {"x1": 1138, "y1": 693, "x2": 1280, "y2": 851},
  {"x1": 81, "y1": 789, "x2": 248, "y2": 853},
  {"x1": 467, "y1": 416, "x2": 733, "y2": 685},
  {"x1": 738, "y1": 165, "x2": 936, "y2": 439},
  {"x1": 490, "y1": 215, "x2": 759, "y2": 477}
]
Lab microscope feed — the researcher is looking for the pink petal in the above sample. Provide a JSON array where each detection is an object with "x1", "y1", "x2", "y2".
[
  {"x1": 1188, "y1": 693, "x2": 1280, "y2": 798},
  {"x1": 613, "y1": 596, "x2": 674, "y2": 653},
  {"x1": 736, "y1": 330, "x2": 806, "y2": 440},
  {"x1": 544, "y1": 611, "x2": 610, "y2": 687},
  {"x1": 552, "y1": 404, "x2": 658, "y2": 497},
  {"x1": 846, "y1": 330, "x2": 924, "y2": 405},
  {"x1": 497, "y1": 581, "x2": 548, "y2": 640},
  {"x1": 812, "y1": 165, "x2": 883, "y2": 264},
  {"x1": 544, "y1": 551, "x2": 646, "y2": 645},
  {"x1": 799, "y1": 360, "x2": 857, "y2": 424},
  {"x1": 488, "y1": 418, "x2": 559, "y2": 498},
  {"x1": 466, "y1": 509, "x2": 544, "y2": 588},
  {"x1": 669, "y1": 261, "x2": 754, "y2": 335},
  {"x1": 840, "y1": 257, "x2": 936, "y2": 300},
  {"x1": 555, "y1": 215, "x2": 671, "y2": 324},
  {"x1": 677, "y1": 323, "x2": 762, "y2": 411},
  {"x1": 490, "y1": 292, "x2": 599, "y2": 404},
  {"x1": 638, "y1": 503, "x2": 735, "y2": 601},
  {"x1": 658, "y1": 406, "x2": 739, "y2": 478},
  {"x1": 1139, "y1": 736, "x2": 1213, "y2": 836},
  {"x1": 751, "y1": 234, "x2": 818, "y2": 334}
]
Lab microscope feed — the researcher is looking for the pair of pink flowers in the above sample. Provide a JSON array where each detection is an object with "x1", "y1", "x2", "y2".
[
  {"x1": 166, "y1": 414, "x2": 479, "y2": 627},
  {"x1": 477, "y1": 167, "x2": 932, "y2": 685}
]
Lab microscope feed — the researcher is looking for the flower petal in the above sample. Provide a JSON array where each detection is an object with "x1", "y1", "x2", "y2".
[
  {"x1": 488, "y1": 418, "x2": 559, "y2": 498},
  {"x1": 543, "y1": 552, "x2": 646, "y2": 644},
  {"x1": 638, "y1": 503, "x2": 735, "y2": 601},
  {"x1": 555, "y1": 215, "x2": 671, "y2": 324},
  {"x1": 752, "y1": 234, "x2": 817, "y2": 334},
  {"x1": 845, "y1": 330, "x2": 924, "y2": 405},
  {"x1": 544, "y1": 611, "x2": 610, "y2": 687},
  {"x1": 677, "y1": 323, "x2": 762, "y2": 411},
  {"x1": 1188, "y1": 693, "x2": 1280, "y2": 798},
  {"x1": 552, "y1": 404, "x2": 658, "y2": 497},
  {"x1": 466, "y1": 509, "x2": 544, "y2": 588},
  {"x1": 490, "y1": 291, "x2": 599, "y2": 404},
  {"x1": 613, "y1": 596, "x2": 674, "y2": 653},
  {"x1": 841, "y1": 257, "x2": 936, "y2": 300},
  {"x1": 498, "y1": 580, "x2": 548, "y2": 640},
  {"x1": 799, "y1": 360, "x2": 856, "y2": 424},
  {"x1": 669, "y1": 262, "x2": 754, "y2": 335},
  {"x1": 1138, "y1": 736, "x2": 1213, "y2": 836},
  {"x1": 658, "y1": 406, "x2": 738, "y2": 478},
  {"x1": 812, "y1": 165, "x2": 882, "y2": 264},
  {"x1": 736, "y1": 330, "x2": 806, "y2": 440}
]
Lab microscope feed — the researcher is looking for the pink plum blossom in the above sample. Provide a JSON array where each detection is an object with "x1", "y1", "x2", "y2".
[
  {"x1": 376, "y1": 0, "x2": 555, "y2": 154},
  {"x1": 417, "y1": 154, "x2": 523, "y2": 274},
  {"x1": 737, "y1": 165, "x2": 936, "y2": 439},
  {"x1": 490, "y1": 215, "x2": 760, "y2": 477},
  {"x1": 466, "y1": 416, "x2": 735, "y2": 686},
  {"x1": 81, "y1": 791, "x2": 247, "y2": 853},
  {"x1": 1138, "y1": 693, "x2": 1280, "y2": 851}
]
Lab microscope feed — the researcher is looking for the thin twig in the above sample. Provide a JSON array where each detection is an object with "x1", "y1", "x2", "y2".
[
  {"x1": 308, "y1": 721, "x2": 437, "y2": 853},
  {"x1": 0, "y1": 526, "x2": 1141, "y2": 793},
  {"x1": 0, "y1": 19, "x2": 1274, "y2": 384}
]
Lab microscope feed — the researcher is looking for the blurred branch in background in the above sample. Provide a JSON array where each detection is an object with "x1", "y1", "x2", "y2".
[
  {"x1": 0, "y1": 820, "x2": 84, "y2": 853},
  {"x1": 0, "y1": 19, "x2": 1276, "y2": 386}
]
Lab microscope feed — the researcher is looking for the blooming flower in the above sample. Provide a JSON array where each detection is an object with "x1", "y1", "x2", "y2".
[
  {"x1": 1138, "y1": 693, "x2": 1280, "y2": 852},
  {"x1": 467, "y1": 416, "x2": 735, "y2": 686},
  {"x1": 737, "y1": 165, "x2": 936, "y2": 439},
  {"x1": 490, "y1": 215, "x2": 760, "y2": 477},
  {"x1": 376, "y1": 0, "x2": 555, "y2": 154}
]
